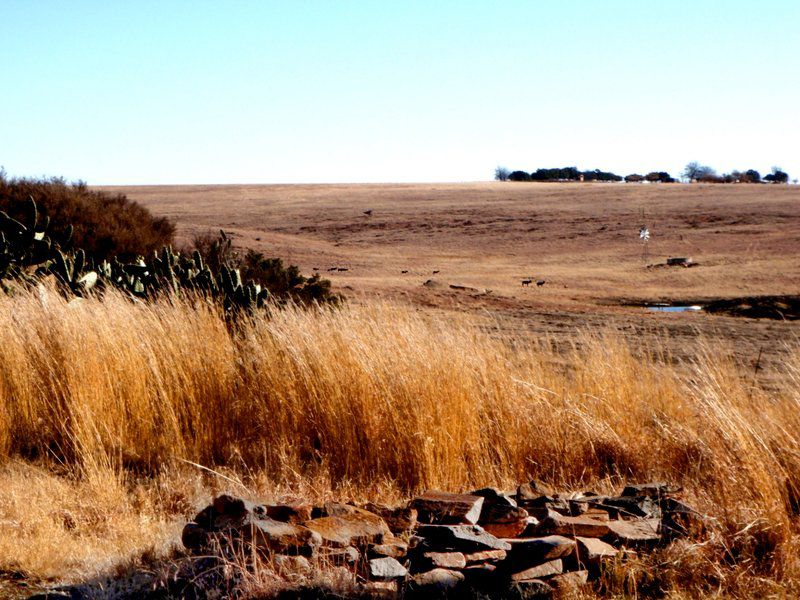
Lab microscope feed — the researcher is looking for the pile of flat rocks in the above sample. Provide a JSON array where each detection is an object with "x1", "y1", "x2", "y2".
[{"x1": 180, "y1": 481, "x2": 702, "y2": 598}]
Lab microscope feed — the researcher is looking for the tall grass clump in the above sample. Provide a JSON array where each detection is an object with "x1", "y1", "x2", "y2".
[{"x1": 0, "y1": 289, "x2": 799, "y2": 590}]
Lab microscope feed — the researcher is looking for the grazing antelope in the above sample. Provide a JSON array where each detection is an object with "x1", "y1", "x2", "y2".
[
  {"x1": 401, "y1": 270, "x2": 408, "y2": 274},
  {"x1": 521, "y1": 279, "x2": 532, "y2": 286},
  {"x1": 432, "y1": 270, "x2": 440, "y2": 274},
  {"x1": 536, "y1": 279, "x2": 545, "y2": 287}
]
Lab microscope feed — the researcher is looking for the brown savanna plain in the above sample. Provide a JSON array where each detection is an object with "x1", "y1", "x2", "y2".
[
  {"x1": 107, "y1": 181, "x2": 800, "y2": 372},
  {"x1": 2, "y1": 182, "x2": 799, "y2": 598}
]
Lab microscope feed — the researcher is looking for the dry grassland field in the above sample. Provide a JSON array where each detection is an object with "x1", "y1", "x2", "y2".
[
  {"x1": 2, "y1": 181, "x2": 799, "y2": 599},
  {"x1": 105, "y1": 182, "x2": 800, "y2": 372}
]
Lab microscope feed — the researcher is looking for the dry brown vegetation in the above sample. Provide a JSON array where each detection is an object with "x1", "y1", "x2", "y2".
[
  {"x1": 1, "y1": 286, "x2": 800, "y2": 596},
  {"x1": 2, "y1": 182, "x2": 798, "y2": 597},
  {"x1": 102, "y1": 181, "x2": 800, "y2": 371},
  {"x1": 1, "y1": 174, "x2": 175, "y2": 261}
]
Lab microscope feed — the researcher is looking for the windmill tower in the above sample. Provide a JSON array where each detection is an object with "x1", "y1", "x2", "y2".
[{"x1": 639, "y1": 224, "x2": 651, "y2": 264}]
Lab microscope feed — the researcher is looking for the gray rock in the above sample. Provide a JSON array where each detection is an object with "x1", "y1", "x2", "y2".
[
  {"x1": 369, "y1": 557, "x2": 408, "y2": 580},
  {"x1": 416, "y1": 524, "x2": 512, "y2": 552},
  {"x1": 421, "y1": 551, "x2": 467, "y2": 569},
  {"x1": 410, "y1": 568, "x2": 465, "y2": 591}
]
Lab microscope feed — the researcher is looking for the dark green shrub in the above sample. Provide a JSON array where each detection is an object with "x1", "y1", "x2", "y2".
[{"x1": 240, "y1": 249, "x2": 337, "y2": 305}]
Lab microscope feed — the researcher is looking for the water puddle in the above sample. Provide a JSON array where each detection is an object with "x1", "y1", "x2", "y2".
[{"x1": 647, "y1": 305, "x2": 703, "y2": 313}]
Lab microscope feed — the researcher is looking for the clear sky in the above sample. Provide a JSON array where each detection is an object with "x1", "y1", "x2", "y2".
[{"x1": 2, "y1": 1, "x2": 798, "y2": 184}]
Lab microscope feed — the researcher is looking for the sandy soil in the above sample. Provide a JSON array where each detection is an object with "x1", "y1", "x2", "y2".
[{"x1": 98, "y1": 182, "x2": 800, "y2": 374}]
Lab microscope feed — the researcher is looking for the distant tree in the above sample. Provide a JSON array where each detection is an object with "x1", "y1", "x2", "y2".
[
  {"x1": 645, "y1": 171, "x2": 675, "y2": 183},
  {"x1": 625, "y1": 173, "x2": 644, "y2": 183},
  {"x1": 583, "y1": 169, "x2": 622, "y2": 182},
  {"x1": 682, "y1": 161, "x2": 717, "y2": 182},
  {"x1": 529, "y1": 166, "x2": 582, "y2": 181},
  {"x1": 508, "y1": 170, "x2": 531, "y2": 181},
  {"x1": 721, "y1": 171, "x2": 737, "y2": 183},
  {"x1": 764, "y1": 166, "x2": 789, "y2": 183},
  {"x1": 494, "y1": 166, "x2": 510, "y2": 181},
  {"x1": 743, "y1": 169, "x2": 761, "y2": 183}
]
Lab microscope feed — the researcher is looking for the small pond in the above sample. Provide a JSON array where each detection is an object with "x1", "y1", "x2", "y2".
[{"x1": 647, "y1": 305, "x2": 703, "y2": 313}]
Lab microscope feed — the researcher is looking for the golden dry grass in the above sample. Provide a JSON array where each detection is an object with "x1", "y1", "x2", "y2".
[
  {"x1": 100, "y1": 181, "x2": 800, "y2": 380},
  {"x1": 1, "y1": 288, "x2": 799, "y2": 595}
]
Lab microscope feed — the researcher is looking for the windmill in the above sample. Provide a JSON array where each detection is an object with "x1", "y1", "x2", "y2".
[
  {"x1": 639, "y1": 224, "x2": 651, "y2": 264},
  {"x1": 638, "y1": 208, "x2": 652, "y2": 264}
]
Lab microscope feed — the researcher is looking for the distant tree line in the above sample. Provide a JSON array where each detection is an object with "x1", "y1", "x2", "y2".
[
  {"x1": 680, "y1": 162, "x2": 790, "y2": 184},
  {"x1": 494, "y1": 163, "x2": 792, "y2": 184},
  {"x1": 494, "y1": 166, "x2": 623, "y2": 182}
]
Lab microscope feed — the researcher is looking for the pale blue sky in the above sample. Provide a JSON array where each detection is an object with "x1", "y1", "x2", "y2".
[{"x1": 2, "y1": 1, "x2": 798, "y2": 184}]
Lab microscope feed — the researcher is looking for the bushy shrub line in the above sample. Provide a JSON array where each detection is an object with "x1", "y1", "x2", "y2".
[{"x1": 0, "y1": 179, "x2": 338, "y2": 311}]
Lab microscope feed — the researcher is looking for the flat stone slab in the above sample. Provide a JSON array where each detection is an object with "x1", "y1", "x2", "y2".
[
  {"x1": 536, "y1": 509, "x2": 611, "y2": 538},
  {"x1": 410, "y1": 568, "x2": 465, "y2": 591},
  {"x1": 576, "y1": 536, "x2": 619, "y2": 564},
  {"x1": 359, "y1": 581, "x2": 398, "y2": 597},
  {"x1": 369, "y1": 557, "x2": 408, "y2": 580},
  {"x1": 369, "y1": 540, "x2": 408, "y2": 559},
  {"x1": 483, "y1": 519, "x2": 529, "y2": 538},
  {"x1": 511, "y1": 558, "x2": 564, "y2": 581},
  {"x1": 464, "y1": 549, "x2": 507, "y2": 563},
  {"x1": 416, "y1": 524, "x2": 512, "y2": 552},
  {"x1": 305, "y1": 508, "x2": 391, "y2": 547},
  {"x1": 604, "y1": 518, "x2": 661, "y2": 545},
  {"x1": 505, "y1": 535, "x2": 576, "y2": 567},
  {"x1": 422, "y1": 551, "x2": 467, "y2": 569},
  {"x1": 410, "y1": 491, "x2": 484, "y2": 525}
]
